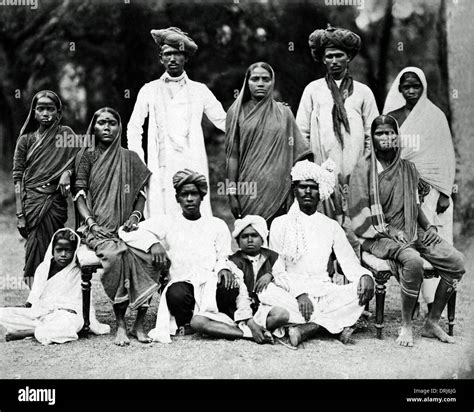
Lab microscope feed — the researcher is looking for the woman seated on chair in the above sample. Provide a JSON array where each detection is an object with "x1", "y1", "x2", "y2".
[
  {"x1": 73, "y1": 107, "x2": 161, "y2": 346},
  {"x1": 349, "y1": 114, "x2": 465, "y2": 347}
]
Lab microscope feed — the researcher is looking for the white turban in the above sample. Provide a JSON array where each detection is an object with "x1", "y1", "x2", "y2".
[
  {"x1": 290, "y1": 159, "x2": 337, "y2": 201},
  {"x1": 232, "y1": 215, "x2": 268, "y2": 247}
]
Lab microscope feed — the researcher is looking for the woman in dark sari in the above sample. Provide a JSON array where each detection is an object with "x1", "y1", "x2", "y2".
[
  {"x1": 13, "y1": 90, "x2": 80, "y2": 288},
  {"x1": 74, "y1": 107, "x2": 160, "y2": 346},
  {"x1": 225, "y1": 62, "x2": 312, "y2": 226},
  {"x1": 349, "y1": 115, "x2": 465, "y2": 348}
]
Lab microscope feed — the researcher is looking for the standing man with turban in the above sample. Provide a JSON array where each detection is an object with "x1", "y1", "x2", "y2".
[
  {"x1": 296, "y1": 25, "x2": 379, "y2": 253},
  {"x1": 119, "y1": 169, "x2": 237, "y2": 343},
  {"x1": 127, "y1": 27, "x2": 226, "y2": 218},
  {"x1": 269, "y1": 160, "x2": 374, "y2": 347}
]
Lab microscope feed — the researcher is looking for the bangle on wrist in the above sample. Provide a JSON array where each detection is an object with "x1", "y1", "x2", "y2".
[
  {"x1": 130, "y1": 213, "x2": 140, "y2": 222},
  {"x1": 427, "y1": 224, "x2": 438, "y2": 232},
  {"x1": 131, "y1": 210, "x2": 142, "y2": 221},
  {"x1": 89, "y1": 222, "x2": 98, "y2": 231},
  {"x1": 16, "y1": 212, "x2": 24, "y2": 218},
  {"x1": 85, "y1": 215, "x2": 94, "y2": 225}
]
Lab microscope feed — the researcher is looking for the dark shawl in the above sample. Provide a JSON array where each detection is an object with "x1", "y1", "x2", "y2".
[{"x1": 225, "y1": 63, "x2": 311, "y2": 220}]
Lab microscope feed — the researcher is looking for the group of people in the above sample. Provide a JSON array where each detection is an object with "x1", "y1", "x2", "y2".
[{"x1": 1, "y1": 25, "x2": 465, "y2": 350}]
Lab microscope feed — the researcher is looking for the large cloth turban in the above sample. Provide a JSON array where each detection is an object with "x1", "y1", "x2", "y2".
[
  {"x1": 291, "y1": 159, "x2": 336, "y2": 201},
  {"x1": 150, "y1": 27, "x2": 198, "y2": 56},
  {"x1": 308, "y1": 24, "x2": 361, "y2": 62},
  {"x1": 232, "y1": 215, "x2": 268, "y2": 246},
  {"x1": 172, "y1": 169, "x2": 208, "y2": 197}
]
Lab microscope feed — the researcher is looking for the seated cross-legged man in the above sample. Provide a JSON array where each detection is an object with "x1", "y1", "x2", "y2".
[
  {"x1": 0, "y1": 228, "x2": 109, "y2": 345},
  {"x1": 349, "y1": 115, "x2": 466, "y2": 347},
  {"x1": 269, "y1": 160, "x2": 375, "y2": 347},
  {"x1": 119, "y1": 169, "x2": 236, "y2": 343},
  {"x1": 192, "y1": 215, "x2": 305, "y2": 346}
]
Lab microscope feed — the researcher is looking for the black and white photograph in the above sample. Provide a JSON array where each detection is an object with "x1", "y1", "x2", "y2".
[{"x1": 0, "y1": 0, "x2": 473, "y2": 407}]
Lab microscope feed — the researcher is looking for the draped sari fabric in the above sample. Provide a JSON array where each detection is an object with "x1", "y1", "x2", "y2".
[
  {"x1": 74, "y1": 110, "x2": 160, "y2": 309},
  {"x1": 349, "y1": 124, "x2": 419, "y2": 268},
  {"x1": 225, "y1": 64, "x2": 311, "y2": 220},
  {"x1": 383, "y1": 67, "x2": 455, "y2": 197},
  {"x1": 13, "y1": 91, "x2": 80, "y2": 282}
]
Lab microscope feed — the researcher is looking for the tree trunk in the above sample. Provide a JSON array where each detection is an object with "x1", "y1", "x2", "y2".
[{"x1": 446, "y1": 0, "x2": 474, "y2": 236}]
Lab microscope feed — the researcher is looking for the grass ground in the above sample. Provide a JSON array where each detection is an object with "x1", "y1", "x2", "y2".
[{"x1": 0, "y1": 167, "x2": 473, "y2": 379}]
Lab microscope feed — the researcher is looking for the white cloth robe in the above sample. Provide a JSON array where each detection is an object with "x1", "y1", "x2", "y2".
[
  {"x1": 296, "y1": 78, "x2": 379, "y2": 182},
  {"x1": 0, "y1": 230, "x2": 109, "y2": 345},
  {"x1": 118, "y1": 213, "x2": 232, "y2": 343},
  {"x1": 269, "y1": 210, "x2": 372, "y2": 334},
  {"x1": 127, "y1": 71, "x2": 226, "y2": 218}
]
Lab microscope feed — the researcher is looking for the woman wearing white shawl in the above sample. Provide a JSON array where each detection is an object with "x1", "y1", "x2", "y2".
[
  {"x1": 383, "y1": 67, "x2": 457, "y2": 311},
  {"x1": 0, "y1": 228, "x2": 109, "y2": 345}
]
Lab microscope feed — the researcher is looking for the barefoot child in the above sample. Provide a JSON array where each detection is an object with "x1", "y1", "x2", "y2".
[
  {"x1": 0, "y1": 228, "x2": 109, "y2": 345},
  {"x1": 191, "y1": 215, "x2": 302, "y2": 345}
]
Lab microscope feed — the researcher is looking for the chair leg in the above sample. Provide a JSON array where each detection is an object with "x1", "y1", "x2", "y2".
[
  {"x1": 447, "y1": 291, "x2": 456, "y2": 337},
  {"x1": 80, "y1": 267, "x2": 93, "y2": 337},
  {"x1": 375, "y1": 280, "x2": 387, "y2": 339}
]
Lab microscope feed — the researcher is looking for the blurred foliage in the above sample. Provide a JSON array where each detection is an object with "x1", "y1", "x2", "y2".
[{"x1": 0, "y1": 0, "x2": 451, "y2": 198}]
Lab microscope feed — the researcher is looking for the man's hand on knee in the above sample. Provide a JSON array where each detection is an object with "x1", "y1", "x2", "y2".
[
  {"x1": 357, "y1": 275, "x2": 375, "y2": 305},
  {"x1": 297, "y1": 293, "x2": 314, "y2": 322},
  {"x1": 218, "y1": 269, "x2": 239, "y2": 289}
]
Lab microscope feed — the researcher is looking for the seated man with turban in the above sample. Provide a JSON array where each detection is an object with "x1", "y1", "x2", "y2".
[
  {"x1": 296, "y1": 24, "x2": 379, "y2": 254},
  {"x1": 118, "y1": 169, "x2": 236, "y2": 343},
  {"x1": 127, "y1": 27, "x2": 226, "y2": 219},
  {"x1": 269, "y1": 160, "x2": 375, "y2": 347},
  {"x1": 191, "y1": 215, "x2": 305, "y2": 347}
]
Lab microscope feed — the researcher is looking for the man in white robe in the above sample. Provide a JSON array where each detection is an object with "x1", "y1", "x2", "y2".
[
  {"x1": 296, "y1": 25, "x2": 379, "y2": 251},
  {"x1": 0, "y1": 228, "x2": 109, "y2": 345},
  {"x1": 127, "y1": 27, "x2": 226, "y2": 218},
  {"x1": 269, "y1": 160, "x2": 374, "y2": 346},
  {"x1": 119, "y1": 169, "x2": 236, "y2": 343}
]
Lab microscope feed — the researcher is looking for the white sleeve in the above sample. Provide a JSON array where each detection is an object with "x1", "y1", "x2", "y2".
[
  {"x1": 118, "y1": 217, "x2": 167, "y2": 253},
  {"x1": 213, "y1": 219, "x2": 233, "y2": 274},
  {"x1": 233, "y1": 278, "x2": 253, "y2": 322},
  {"x1": 295, "y1": 86, "x2": 313, "y2": 143},
  {"x1": 271, "y1": 255, "x2": 291, "y2": 292},
  {"x1": 332, "y1": 222, "x2": 372, "y2": 283},
  {"x1": 202, "y1": 85, "x2": 226, "y2": 132},
  {"x1": 126, "y1": 85, "x2": 149, "y2": 162},
  {"x1": 362, "y1": 88, "x2": 380, "y2": 142}
]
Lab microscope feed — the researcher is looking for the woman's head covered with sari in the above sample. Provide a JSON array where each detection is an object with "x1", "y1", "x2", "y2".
[
  {"x1": 76, "y1": 107, "x2": 151, "y2": 233},
  {"x1": 18, "y1": 90, "x2": 63, "y2": 139},
  {"x1": 349, "y1": 115, "x2": 419, "y2": 255},
  {"x1": 224, "y1": 62, "x2": 311, "y2": 220},
  {"x1": 383, "y1": 67, "x2": 455, "y2": 197}
]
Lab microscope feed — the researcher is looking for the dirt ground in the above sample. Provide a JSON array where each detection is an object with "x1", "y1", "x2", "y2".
[{"x1": 1, "y1": 177, "x2": 473, "y2": 379}]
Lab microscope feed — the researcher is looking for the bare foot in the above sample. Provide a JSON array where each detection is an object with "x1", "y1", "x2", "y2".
[
  {"x1": 422, "y1": 320, "x2": 455, "y2": 344},
  {"x1": 130, "y1": 329, "x2": 152, "y2": 344},
  {"x1": 114, "y1": 327, "x2": 130, "y2": 347},
  {"x1": 396, "y1": 326, "x2": 414, "y2": 347},
  {"x1": 338, "y1": 327, "x2": 355, "y2": 344},
  {"x1": 288, "y1": 326, "x2": 302, "y2": 347}
]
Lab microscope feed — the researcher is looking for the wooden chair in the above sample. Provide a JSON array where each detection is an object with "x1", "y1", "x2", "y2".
[
  {"x1": 361, "y1": 251, "x2": 457, "y2": 339},
  {"x1": 76, "y1": 243, "x2": 102, "y2": 337}
]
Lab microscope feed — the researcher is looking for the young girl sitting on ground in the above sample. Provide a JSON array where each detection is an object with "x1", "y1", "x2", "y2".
[{"x1": 0, "y1": 228, "x2": 109, "y2": 345}]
